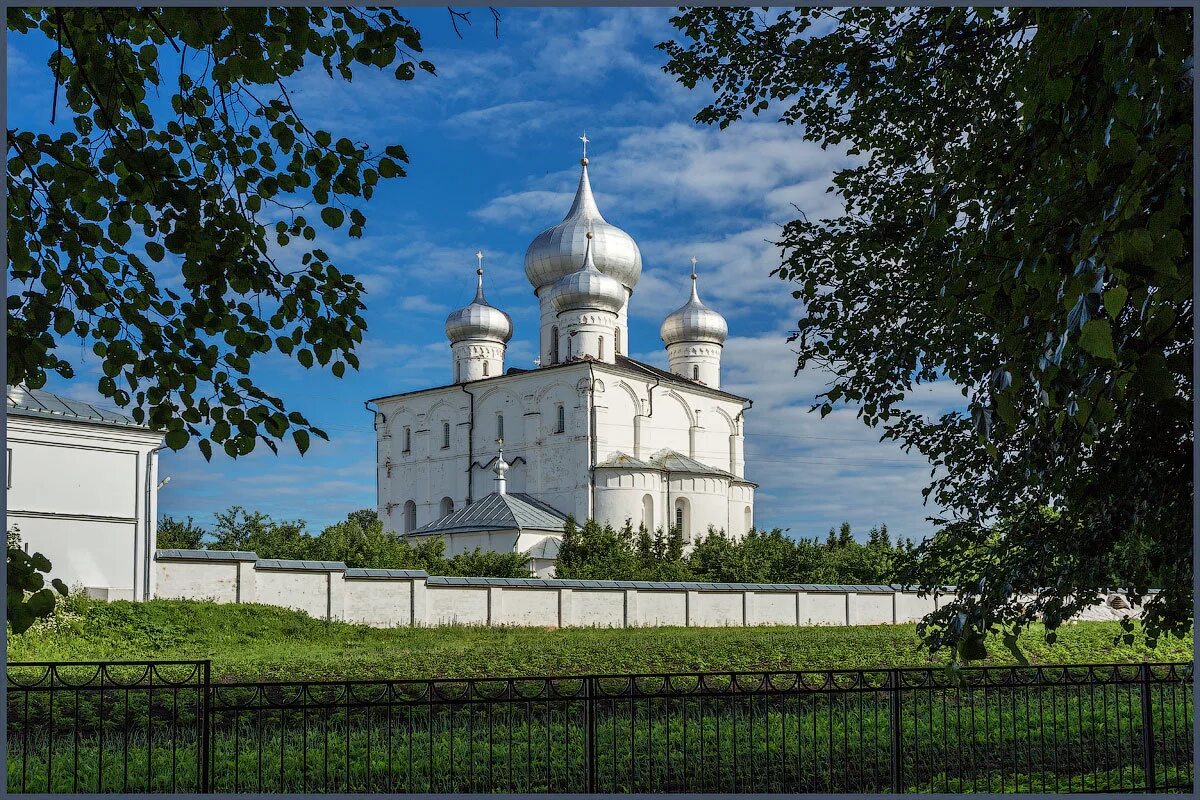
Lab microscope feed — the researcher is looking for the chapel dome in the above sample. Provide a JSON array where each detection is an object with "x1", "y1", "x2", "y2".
[
  {"x1": 445, "y1": 266, "x2": 513, "y2": 344},
  {"x1": 549, "y1": 232, "x2": 626, "y2": 315},
  {"x1": 660, "y1": 267, "x2": 728, "y2": 346},
  {"x1": 524, "y1": 155, "x2": 642, "y2": 293}
]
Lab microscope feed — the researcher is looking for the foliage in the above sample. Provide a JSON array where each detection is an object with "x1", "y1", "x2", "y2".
[
  {"x1": 6, "y1": 524, "x2": 69, "y2": 634},
  {"x1": 556, "y1": 516, "x2": 915, "y2": 584},
  {"x1": 171, "y1": 506, "x2": 531, "y2": 577},
  {"x1": 7, "y1": 597, "x2": 1189, "y2": 682},
  {"x1": 661, "y1": 7, "x2": 1193, "y2": 651},
  {"x1": 6, "y1": 8, "x2": 437, "y2": 460},
  {"x1": 156, "y1": 515, "x2": 206, "y2": 550}
]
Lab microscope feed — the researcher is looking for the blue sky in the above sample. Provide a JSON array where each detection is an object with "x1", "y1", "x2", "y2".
[{"x1": 8, "y1": 8, "x2": 961, "y2": 542}]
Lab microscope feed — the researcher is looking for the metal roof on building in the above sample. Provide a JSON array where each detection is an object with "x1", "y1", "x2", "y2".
[
  {"x1": 523, "y1": 537, "x2": 561, "y2": 560},
  {"x1": 410, "y1": 492, "x2": 568, "y2": 536},
  {"x1": 7, "y1": 385, "x2": 146, "y2": 429},
  {"x1": 595, "y1": 449, "x2": 755, "y2": 485}
]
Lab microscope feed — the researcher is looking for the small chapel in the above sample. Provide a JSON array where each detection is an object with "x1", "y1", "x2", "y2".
[{"x1": 368, "y1": 141, "x2": 756, "y2": 576}]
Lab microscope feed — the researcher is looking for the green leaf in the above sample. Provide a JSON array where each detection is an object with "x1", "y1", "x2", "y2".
[
  {"x1": 293, "y1": 428, "x2": 311, "y2": 455},
  {"x1": 1078, "y1": 319, "x2": 1117, "y2": 361},
  {"x1": 320, "y1": 207, "x2": 344, "y2": 229},
  {"x1": 165, "y1": 429, "x2": 190, "y2": 450},
  {"x1": 1103, "y1": 286, "x2": 1128, "y2": 318}
]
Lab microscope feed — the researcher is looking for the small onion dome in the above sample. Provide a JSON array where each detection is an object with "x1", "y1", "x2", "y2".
[
  {"x1": 445, "y1": 266, "x2": 513, "y2": 344},
  {"x1": 524, "y1": 156, "x2": 642, "y2": 293},
  {"x1": 660, "y1": 265, "x2": 728, "y2": 346},
  {"x1": 550, "y1": 231, "x2": 626, "y2": 314}
]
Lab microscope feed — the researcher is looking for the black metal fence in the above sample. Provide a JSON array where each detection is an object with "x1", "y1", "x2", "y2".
[{"x1": 6, "y1": 660, "x2": 1193, "y2": 793}]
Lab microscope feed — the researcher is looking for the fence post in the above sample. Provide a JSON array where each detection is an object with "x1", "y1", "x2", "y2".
[
  {"x1": 1139, "y1": 663, "x2": 1156, "y2": 792},
  {"x1": 585, "y1": 676, "x2": 597, "y2": 793},
  {"x1": 201, "y1": 660, "x2": 212, "y2": 793},
  {"x1": 889, "y1": 669, "x2": 903, "y2": 793}
]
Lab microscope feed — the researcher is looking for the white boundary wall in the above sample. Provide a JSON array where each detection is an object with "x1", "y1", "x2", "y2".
[{"x1": 154, "y1": 550, "x2": 1138, "y2": 629}]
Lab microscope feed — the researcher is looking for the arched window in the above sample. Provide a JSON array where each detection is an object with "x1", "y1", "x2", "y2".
[
  {"x1": 455, "y1": 360, "x2": 460, "y2": 383},
  {"x1": 551, "y1": 327, "x2": 559, "y2": 364},
  {"x1": 403, "y1": 500, "x2": 417, "y2": 533},
  {"x1": 566, "y1": 336, "x2": 573, "y2": 359},
  {"x1": 483, "y1": 361, "x2": 489, "y2": 377},
  {"x1": 642, "y1": 494, "x2": 654, "y2": 533},
  {"x1": 403, "y1": 426, "x2": 411, "y2": 453},
  {"x1": 496, "y1": 413, "x2": 504, "y2": 441},
  {"x1": 442, "y1": 422, "x2": 450, "y2": 449},
  {"x1": 441, "y1": 497, "x2": 454, "y2": 517},
  {"x1": 598, "y1": 336, "x2": 605, "y2": 360},
  {"x1": 614, "y1": 327, "x2": 621, "y2": 355},
  {"x1": 744, "y1": 505, "x2": 752, "y2": 535},
  {"x1": 674, "y1": 497, "x2": 690, "y2": 541},
  {"x1": 692, "y1": 365, "x2": 699, "y2": 381},
  {"x1": 555, "y1": 404, "x2": 565, "y2": 434}
]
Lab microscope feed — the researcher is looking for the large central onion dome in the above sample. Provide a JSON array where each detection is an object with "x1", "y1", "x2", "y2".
[
  {"x1": 660, "y1": 266, "x2": 728, "y2": 346},
  {"x1": 550, "y1": 231, "x2": 626, "y2": 314},
  {"x1": 445, "y1": 267, "x2": 513, "y2": 344},
  {"x1": 524, "y1": 153, "x2": 642, "y2": 293}
]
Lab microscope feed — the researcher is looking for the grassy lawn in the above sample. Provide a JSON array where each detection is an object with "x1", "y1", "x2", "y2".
[{"x1": 6, "y1": 597, "x2": 1191, "y2": 682}]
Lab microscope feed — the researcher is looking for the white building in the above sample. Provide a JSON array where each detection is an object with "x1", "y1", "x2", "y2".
[
  {"x1": 369, "y1": 147, "x2": 755, "y2": 568},
  {"x1": 5, "y1": 386, "x2": 165, "y2": 600}
]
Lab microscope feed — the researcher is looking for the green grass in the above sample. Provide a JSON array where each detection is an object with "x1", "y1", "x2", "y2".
[{"x1": 6, "y1": 598, "x2": 1192, "y2": 683}]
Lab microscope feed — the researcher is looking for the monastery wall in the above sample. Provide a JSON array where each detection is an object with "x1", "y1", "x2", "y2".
[{"x1": 154, "y1": 550, "x2": 1143, "y2": 629}]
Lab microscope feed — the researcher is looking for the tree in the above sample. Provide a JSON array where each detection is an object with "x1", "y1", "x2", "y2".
[
  {"x1": 157, "y1": 514, "x2": 207, "y2": 549},
  {"x1": 661, "y1": 7, "x2": 1192, "y2": 653},
  {"x1": 7, "y1": 524, "x2": 69, "y2": 634},
  {"x1": 6, "y1": 8, "x2": 438, "y2": 459}
]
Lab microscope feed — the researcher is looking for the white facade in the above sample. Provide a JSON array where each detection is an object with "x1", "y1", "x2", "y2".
[
  {"x1": 371, "y1": 147, "x2": 754, "y2": 566},
  {"x1": 373, "y1": 358, "x2": 754, "y2": 543},
  {"x1": 6, "y1": 387, "x2": 166, "y2": 600}
]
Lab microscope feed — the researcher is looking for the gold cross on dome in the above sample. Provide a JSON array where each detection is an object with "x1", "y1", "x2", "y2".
[{"x1": 580, "y1": 132, "x2": 589, "y2": 159}]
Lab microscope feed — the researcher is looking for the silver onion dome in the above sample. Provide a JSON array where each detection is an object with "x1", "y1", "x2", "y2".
[
  {"x1": 445, "y1": 265, "x2": 513, "y2": 344},
  {"x1": 550, "y1": 231, "x2": 626, "y2": 315},
  {"x1": 524, "y1": 155, "x2": 642, "y2": 293},
  {"x1": 660, "y1": 264, "x2": 728, "y2": 346}
]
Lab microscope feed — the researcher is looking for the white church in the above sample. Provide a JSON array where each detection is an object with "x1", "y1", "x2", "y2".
[{"x1": 368, "y1": 144, "x2": 755, "y2": 576}]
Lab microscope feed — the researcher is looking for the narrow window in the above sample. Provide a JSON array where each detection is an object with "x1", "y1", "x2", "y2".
[
  {"x1": 403, "y1": 500, "x2": 417, "y2": 533},
  {"x1": 555, "y1": 404, "x2": 565, "y2": 434},
  {"x1": 615, "y1": 327, "x2": 622, "y2": 355},
  {"x1": 483, "y1": 361, "x2": 489, "y2": 377},
  {"x1": 455, "y1": 360, "x2": 460, "y2": 383},
  {"x1": 567, "y1": 337, "x2": 573, "y2": 359},
  {"x1": 551, "y1": 327, "x2": 559, "y2": 364},
  {"x1": 442, "y1": 422, "x2": 450, "y2": 449},
  {"x1": 403, "y1": 427, "x2": 411, "y2": 453},
  {"x1": 598, "y1": 336, "x2": 605, "y2": 360},
  {"x1": 692, "y1": 365, "x2": 699, "y2": 381},
  {"x1": 674, "y1": 497, "x2": 690, "y2": 540},
  {"x1": 441, "y1": 497, "x2": 454, "y2": 517},
  {"x1": 496, "y1": 414, "x2": 504, "y2": 441}
]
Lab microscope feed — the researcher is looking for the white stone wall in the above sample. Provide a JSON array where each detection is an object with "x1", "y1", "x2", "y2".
[
  {"x1": 157, "y1": 552, "x2": 1148, "y2": 630},
  {"x1": 6, "y1": 413, "x2": 165, "y2": 600},
  {"x1": 154, "y1": 551, "x2": 974, "y2": 628}
]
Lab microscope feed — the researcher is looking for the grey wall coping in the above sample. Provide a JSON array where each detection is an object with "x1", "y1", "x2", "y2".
[
  {"x1": 345, "y1": 568, "x2": 430, "y2": 580},
  {"x1": 156, "y1": 549, "x2": 259, "y2": 562},
  {"x1": 254, "y1": 558, "x2": 348, "y2": 572}
]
